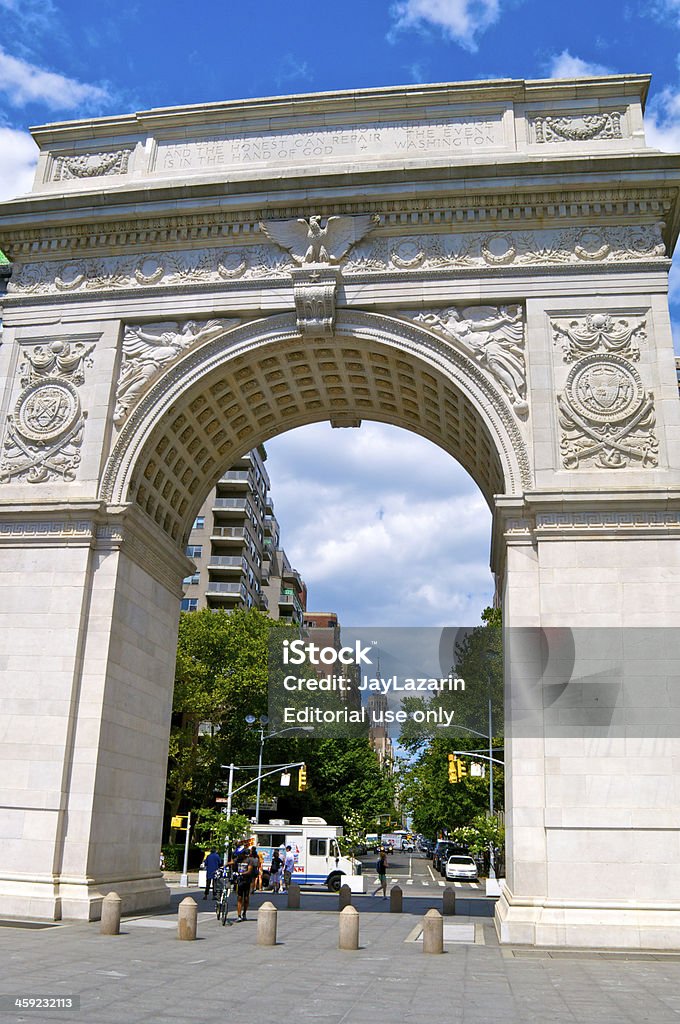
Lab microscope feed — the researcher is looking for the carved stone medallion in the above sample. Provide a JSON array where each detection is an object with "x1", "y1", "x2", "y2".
[
  {"x1": 565, "y1": 355, "x2": 643, "y2": 424},
  {"x1": 0, "y1": 339, "x2": 94, "y2": 484},
  {"x1": 557, "y1": 353, "x2": 658, "y2": 470},
  {"x1": 15, "y1": 379, "x2": 81, "y2": 442}
]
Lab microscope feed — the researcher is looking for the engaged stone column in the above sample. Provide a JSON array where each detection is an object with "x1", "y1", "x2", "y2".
[
  {"x1": 390, "y1": 885, "x2": 402, "y2": 913},
  {"x1": 100, "y1": 892, "x2": 121, "y2": 935},
  {"x1": 338, "y1": 883, "x2": 352, "y2": 910},
  {"x1": 422, "y1": 908, "x2": 444, "y2": 954},
  {"x1": 178, "y1": 896, "x2": 197, "y2": 940},
  {"x1": 443, "y1": 888, "x2": 456, "y2": 916},
  {"x1": 339, "y1": 905, "x2": 359, "y2": 950},
  {"x1": 257, "y1": 901, "x2": 277, "y2": 946}
]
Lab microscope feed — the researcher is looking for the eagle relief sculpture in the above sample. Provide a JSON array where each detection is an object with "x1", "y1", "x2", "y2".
[{"x1": 259, "y1": 214, "x2": 379, "y2": 265}]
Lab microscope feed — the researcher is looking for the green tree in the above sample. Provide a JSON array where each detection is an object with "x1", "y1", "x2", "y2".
[
  {"x1": 167, "y1": 607, "x2": 274, "y2": 829},
  {"x1": 397, "y1": 608, "x2": 504, "y2": 837}
]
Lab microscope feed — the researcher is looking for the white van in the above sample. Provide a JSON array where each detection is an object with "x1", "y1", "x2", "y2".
[{"x1": 253, "y1": 817, "x2": 356, "y2": 891}]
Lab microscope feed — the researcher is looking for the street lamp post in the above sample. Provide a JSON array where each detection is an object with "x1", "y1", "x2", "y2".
[{"x1": 245, "y1": 715, "x2": 311, "y2": 823}]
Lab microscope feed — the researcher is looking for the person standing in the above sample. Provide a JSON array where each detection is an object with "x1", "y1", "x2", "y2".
[
  {"x1": 235, "y1": 847, "x2": 260, "y2": 921},
  {"x1": 269, "y1": 848, "x2": 282, "y2": 893},
  {"x1": 373, "y1": 848, "x2": 389, "y2": 899},
  {"x1": 282, "y1": 845, "x2": 296, "y2": 893},
  {"x1": 202, "y1": 848, "x2": 222, "y2": 900}
]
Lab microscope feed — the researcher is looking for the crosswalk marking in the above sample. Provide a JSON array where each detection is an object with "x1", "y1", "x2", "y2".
[
  {"x1": 438, "y1": 881, "x2": 445, "y2": 887},
  {"x1": 406, "y1": 879, "x2": 413, "y2": 885},
  {"x1": 422, "y1": 881, "x2": 429, "y2": 886}
]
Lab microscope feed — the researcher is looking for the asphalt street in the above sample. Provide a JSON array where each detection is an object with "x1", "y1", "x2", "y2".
[{"x1": 356, "y1": 850, "x2": 485, "y2": 899}]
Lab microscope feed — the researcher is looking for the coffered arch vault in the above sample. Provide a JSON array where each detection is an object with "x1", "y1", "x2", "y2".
[{"x1": 101, "y1": 310, "x2": 530, "y2": 545}]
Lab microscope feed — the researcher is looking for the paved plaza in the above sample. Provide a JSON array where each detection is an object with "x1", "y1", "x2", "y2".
[{"x1": 2, "y1": 887, "x2": 680, "y2": 1024}]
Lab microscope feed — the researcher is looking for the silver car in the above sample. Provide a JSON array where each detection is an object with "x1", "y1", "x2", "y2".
[{"x1": 444, "y1": 855, "x2": 478, "y2": 881}]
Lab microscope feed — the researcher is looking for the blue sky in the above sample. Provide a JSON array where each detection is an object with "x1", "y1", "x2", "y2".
[{"x1": 1, "y1": 0, "x2": 679, "y2": 626}]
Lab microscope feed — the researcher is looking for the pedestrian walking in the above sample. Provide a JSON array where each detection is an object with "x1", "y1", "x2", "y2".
[
  {"x1": 269, "y1": 848, "x2": 282, "y2": 892},
  {"x1": 373, "y1": 848, "x2": 389, "y2": 898},
  {"x1": 235, "y1": 846, "x2": 260, "y2": 921},
  {"x1": 202, "y1": 848, "x2": 222, "y2": 900},
  {"x1": 282, "y1": 845, "x2": 295, "y2": 893}
]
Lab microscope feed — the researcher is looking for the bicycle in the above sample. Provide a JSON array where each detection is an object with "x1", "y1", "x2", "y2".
[{"x1": 213, "y1": 869, "x2": 233, "y2": 926}]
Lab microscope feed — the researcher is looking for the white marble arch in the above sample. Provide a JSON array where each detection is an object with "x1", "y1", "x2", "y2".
[
  {"x1": 1, "y1": 75, "x2": 680, "y2": 945},
  {"x1": 101, "y1": 310, "x2": 531, "y2": 539}
]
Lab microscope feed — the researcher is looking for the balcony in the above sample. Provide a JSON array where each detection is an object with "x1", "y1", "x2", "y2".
[
  {"x1": 211, "y1": 525, "x2": 256, "y2": 542},
  {"x1": 207, "y1": 555, "x2": 247, "y2": 571},
  {"x1": 259, "y1": 593, "x2": 269, "y2": 610},
  {"x1": 206, "y1": 581, "x2": 245, "y2": 596},
  {"x1": 279, "y1": 592, "x2": 304, "y2": 618},
  {"x1": 213, "y1": 497, "x2": 249, "y2": 510},
  {"x1": 218, "y1": 470, "x2": 250, "y2": 483}
]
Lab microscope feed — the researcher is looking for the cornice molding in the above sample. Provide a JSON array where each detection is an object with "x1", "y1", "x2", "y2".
[{"x1": 0, "y1": 186, "x2": 675, "y2": 261}]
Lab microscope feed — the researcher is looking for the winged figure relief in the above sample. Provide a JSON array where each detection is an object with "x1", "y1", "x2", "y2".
[
  {"x1": 416, "y1": 304, "x2": 528, "y2": 415},
  {"x1": 258, "y1": 214, "x2": 379, "y2": 265},
  {"x1": 113, "y1": 319, "x2": 230, "y2": 424}
]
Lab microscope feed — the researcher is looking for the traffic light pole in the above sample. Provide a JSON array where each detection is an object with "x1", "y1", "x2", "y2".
[{"x1": 220, "y1": 760, "x2": 306, "y2": 821}]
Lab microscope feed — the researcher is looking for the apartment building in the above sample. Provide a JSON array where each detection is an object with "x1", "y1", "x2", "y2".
[{"x1": 181, "y1": 446, "x2": 306, "y2": 620}]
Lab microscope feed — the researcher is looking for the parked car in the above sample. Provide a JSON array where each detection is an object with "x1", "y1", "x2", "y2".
[
  {"x1": 444, "y1": 855, "x2": 479, "y2": 882},
  {"x1": 432, "y1": 840, "x2": 457, "y2": 872}
]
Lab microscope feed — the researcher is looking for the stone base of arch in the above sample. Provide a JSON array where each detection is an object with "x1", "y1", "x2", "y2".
[
  {"x1": 0, "y1": 874, "x2": 170, "y2": 922},
  {"x1": 0, "y1": 504, "x2": 188, "y2": 922},
  {"x1": 495, "y1": 891, "x2": 680, "y2": 950}
]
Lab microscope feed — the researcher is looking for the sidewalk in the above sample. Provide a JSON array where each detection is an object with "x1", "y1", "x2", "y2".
[{"x1": 2, "y1": 885, "x2": 680, "y2": 1023}]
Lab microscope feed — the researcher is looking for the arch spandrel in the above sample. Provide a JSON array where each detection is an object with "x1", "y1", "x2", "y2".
[{"x1": 100, "y1": 310, "x2": 532, "y2": 544}]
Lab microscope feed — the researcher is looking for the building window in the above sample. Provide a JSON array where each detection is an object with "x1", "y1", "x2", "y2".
[
  {"x1": 193, "y1": 516, "x2": 205, "y2": 529},
  {"x1": 183, "y1": 573, "x2": 200, "y2": 585},
  {"x1": 180, "y1": 598, "x2": 198, "y2": 612},
  {"x1": 186, "y1": 544, "x2": 203, "y2": 558}
]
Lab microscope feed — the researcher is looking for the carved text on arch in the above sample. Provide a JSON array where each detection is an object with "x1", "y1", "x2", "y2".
[
  {"x1": 407, "y1": 304, "x2": 528, "y2": 416},
  {"x1": 113, "y1": 319, "x2": 237, "y2": 425}
]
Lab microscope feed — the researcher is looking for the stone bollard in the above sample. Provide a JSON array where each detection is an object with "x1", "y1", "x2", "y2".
[
  {"x1": 390, "y1": 885, "x2": 403, "y2": 913},
  {"x1": 443, "y1": 887, "x2": 456, "y2": 916},
  {"x1": 338, "y1": 883, "x2": 352, "y2": 910},
  {"x1": 288, "y1": 882, "x2": 301, "y2": 910},
  {"x1": 422, "y1": 908, "x2": 444, "y2": 954},
  {"x1": 100, "y1": 892, "x2": 121, "y2": 935},
  {"x1": 177, "y1": 896, "x2": 198, "y2": 941},
  {"x1": 338, "y1": 905, "x2": 359, "y2": 950},
  {"x1": 257, "y1": 901, "x2": 277, "y2": 946}
]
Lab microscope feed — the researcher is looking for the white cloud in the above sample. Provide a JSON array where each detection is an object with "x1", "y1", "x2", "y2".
[
  {"x1": 646, "y1": 87, "x2": 680, "y2": 152},
  {"x1": 0, "y1": 127, "x2": 38, "y2": 201},
  {"x1": 264, "y1": 422, "x2": 493, "y2": 627},
  {"x1": 0, "y1": 47, "x2": 110, "y2": 110},
  {"x1": 547, "y1": 50, "x2": 612, "y2": 79},
  {"x1": 390, "y1": 0, "x2": 501, "y2": 51}
]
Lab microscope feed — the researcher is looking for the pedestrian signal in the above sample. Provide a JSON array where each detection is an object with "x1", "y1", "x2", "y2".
[{"x1": 298, "y1": 765, "x2": 307, "y2": 791}]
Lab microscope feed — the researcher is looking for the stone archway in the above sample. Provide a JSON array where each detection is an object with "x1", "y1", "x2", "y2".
[{"x1": 1, "y1": 74, "x2": 680, "y2": 947}]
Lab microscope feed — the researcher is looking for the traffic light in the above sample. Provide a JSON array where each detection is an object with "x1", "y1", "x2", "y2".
[
  {"x1": 447, "y1": 753, "x2": 457, "y2": 783},
  {"x1": 457, "y1": 759, "x2": 468, "y2": 781},
  {"x1": 298, "y1": 764, "x2": 307, "y2": 791}
]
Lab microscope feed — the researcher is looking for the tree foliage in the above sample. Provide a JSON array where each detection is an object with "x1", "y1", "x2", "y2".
[
  {"x1": 166, "y1": 607, "x2": 396, "y2": 840},
  {"x1": 397, "y1": 608, "x2": 504, "y2": 838}
]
